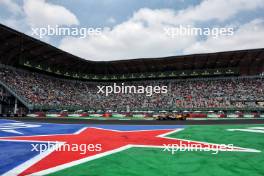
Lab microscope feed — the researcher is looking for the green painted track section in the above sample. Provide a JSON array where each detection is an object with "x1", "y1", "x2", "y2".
[{"x1": 48, "y1": 124, "x2": 264, "y2": 176}]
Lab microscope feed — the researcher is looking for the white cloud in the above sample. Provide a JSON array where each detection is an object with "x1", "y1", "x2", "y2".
[
  {"x1": 107, "y1": 17, "x2": 116, "y2": 24},
  {"x1": 0, "y1": 0, "x2": 79, "y2": 44},
  {"x1": 23, "y1": 0, "x2": 79, "y2": 27},
  {"x1": 1, "y1": 17, "x2": 28, "y2": 32},
  {"x1": 59, "y1": 0, "x2": 264, "y2": 61},
  {"x1": 111, "y1": 0, "x2": 264, "y2": 26},
  {"x1": 59, "y1": 8, "x2": 196, "y2": 61},
  {"x1": 0, "y1": 0, "x2": 22, "y2": 15},
  {"x1": 177, "y1": 0, "x2": 264, "y2": 22},
  {"x1": 184, "y1": 19, "x2": 264, "y2": 54},
  {"x1": 1, "y1": 0, "x2": 264, "y2": 61}
]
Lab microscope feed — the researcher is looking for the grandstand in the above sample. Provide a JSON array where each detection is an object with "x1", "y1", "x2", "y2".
[{"x1": 0, "y1": 24, "x2": 264, "y2": 116}]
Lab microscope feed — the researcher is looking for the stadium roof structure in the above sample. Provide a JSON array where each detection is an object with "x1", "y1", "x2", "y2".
[{"x1": 0, "y1": 23, "x2": 264, "y2": 75}]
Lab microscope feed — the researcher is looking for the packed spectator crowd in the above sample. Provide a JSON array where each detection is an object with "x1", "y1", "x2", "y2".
[{"x1": 0, "y1": 66, "x2": 263, "y2": 110}]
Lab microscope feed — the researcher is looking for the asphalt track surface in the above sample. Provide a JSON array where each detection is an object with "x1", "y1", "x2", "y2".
[{"x1": 1, "y1": 117, "x2": 264, "y2": 125}]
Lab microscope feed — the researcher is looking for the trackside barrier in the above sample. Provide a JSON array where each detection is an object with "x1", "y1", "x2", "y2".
[
  {"x1": 112, "y1": 114, "x2": 126, "y2": 118},
  {"x1": 103, "y1": 113, "x2": 111, "y2": 118},
  {"x1": 68, "y1": 114, "x2": 82, "y2": 117},
  {"x1": 132, "y1": 114, "x2": 145, "y2": 118},
  {"x1": 227, "y1": 114, "x2": 239, "y2": 118},
  {"x1": 207, "y1": 114, "x2": 220, "y2": 118},
  {"x1": 243, "y1": 114, "x2": 255, "y2": 118},
  {"x1": 89, "y1": 114, "x2": 102, "y2": 118},
  {"x1": 46, "y1": 114, "x2": 60, "y2": 118},
  {"x1": 189, "y1": 113, "x2": 207, "y2": 118}
]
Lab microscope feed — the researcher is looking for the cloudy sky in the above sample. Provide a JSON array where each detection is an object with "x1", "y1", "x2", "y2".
[{"x1": 0, "y1": 0, "x2": 264, "y2": 61}]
